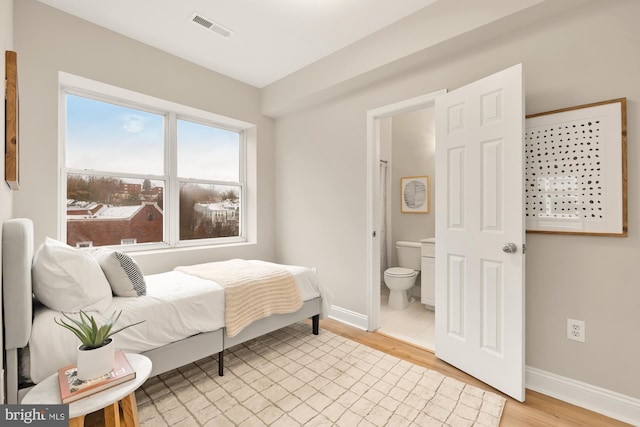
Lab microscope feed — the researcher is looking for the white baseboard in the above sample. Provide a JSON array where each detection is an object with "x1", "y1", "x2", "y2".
[
  {"x1": 328, "y1": 305, "x2": 368, "y2": 331},
  {"x1": 526, "y1": 366, "x2": 640, "y2": 425}
]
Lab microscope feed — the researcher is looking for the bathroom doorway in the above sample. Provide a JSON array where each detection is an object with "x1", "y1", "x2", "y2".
[
  {"x1": 368, "y1": 66, "x2": 526, "y2": 400},
  {"x1": 366, "y1": 90, "x2": 445, "y2": 351}
]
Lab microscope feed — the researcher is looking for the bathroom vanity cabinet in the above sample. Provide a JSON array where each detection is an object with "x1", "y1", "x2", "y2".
[{"x1": 421, "y1": 238, "x2": 435, "y2": 309}]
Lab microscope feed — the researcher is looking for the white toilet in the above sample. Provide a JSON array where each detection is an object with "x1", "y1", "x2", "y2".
[{"x1": 384, "y1": 241, "x2": 421, "y2": 309}]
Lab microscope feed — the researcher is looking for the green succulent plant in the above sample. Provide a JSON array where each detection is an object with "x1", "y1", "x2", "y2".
[{"x1": 55, "y1": 310, "x2": 144, "y2": 350}]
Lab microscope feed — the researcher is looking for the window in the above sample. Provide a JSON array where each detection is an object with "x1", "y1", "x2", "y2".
[
  {"x1": 177, "y1": 119, "x2": 241, "y2": 241},
  {"x1": 60, "y1": 73, "x2": 255, "y2": 250}
]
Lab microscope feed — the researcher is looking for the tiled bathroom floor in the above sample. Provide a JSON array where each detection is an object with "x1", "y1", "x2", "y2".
[{"x1": 378, "y1": 289, "x2": 435, "y2": 350}]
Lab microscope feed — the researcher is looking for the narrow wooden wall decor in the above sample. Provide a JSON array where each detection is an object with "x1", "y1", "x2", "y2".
[
  {"x1": 5, "y1": 50, "x2": 19, "y2": 190},
  {"x1": 525, "y1": 98, "x2": 627, "y2": 236}
]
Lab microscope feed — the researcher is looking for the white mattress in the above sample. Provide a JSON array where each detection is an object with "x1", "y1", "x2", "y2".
[{"x1": 28, "y1": 261, "x2": 328, "y2": 384}]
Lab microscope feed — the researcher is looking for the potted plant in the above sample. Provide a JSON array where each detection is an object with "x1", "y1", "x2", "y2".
[{"x1": 55, "y1": 310, "x2": 144, "y2": 381}]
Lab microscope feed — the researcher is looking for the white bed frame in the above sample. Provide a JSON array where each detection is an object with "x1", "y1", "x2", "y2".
[{"x1": 2, "y1": 218, "x2": 320, "y2": 404}]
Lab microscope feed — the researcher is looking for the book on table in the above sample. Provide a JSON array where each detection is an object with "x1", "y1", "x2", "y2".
[{"x1": 58, "y1": 350, "x2": 136, "y2": 404}]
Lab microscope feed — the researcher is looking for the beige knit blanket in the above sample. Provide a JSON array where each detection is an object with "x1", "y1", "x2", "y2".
[{"x1": 175, "y1": 259, "x2": 303, "y2": 337}]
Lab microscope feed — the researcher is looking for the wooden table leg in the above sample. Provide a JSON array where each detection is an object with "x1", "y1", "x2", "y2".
[
  {"x1": 69, "y1": 414, "x2": 85, "y2": 427},
  {"x1": 103, "y1": 401, "x2": 121, "y2": 427},
  {"x1": 119, "y1": 392, "x2": 140, "y2": 427}
]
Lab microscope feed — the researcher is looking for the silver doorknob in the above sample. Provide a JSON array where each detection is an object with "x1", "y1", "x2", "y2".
[{"x1": 502, "y1": 243, "x2": 517, "y2": 254}]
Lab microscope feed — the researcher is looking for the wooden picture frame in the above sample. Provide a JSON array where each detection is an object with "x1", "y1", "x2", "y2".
[
  {"x1": 5, "y1": 50, "x2": 19, "y2": 190},
  {"x1": 401, "y1": 175, "x2": 430, "y2": 214},
  {"x1": 525, "y1": 98, "x2": 627, "y2": 236}
]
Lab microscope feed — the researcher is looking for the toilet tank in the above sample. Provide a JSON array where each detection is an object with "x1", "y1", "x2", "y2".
[{"x1": 396, "y1": 241, "x2": 421, "y2": 270}]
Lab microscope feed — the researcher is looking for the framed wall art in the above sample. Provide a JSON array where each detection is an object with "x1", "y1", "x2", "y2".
[
  {"x1": 5, "y1": 50, "x2": 19, "y2": 190},
  {"x1": 525, "y1": 98, "x2": 627, "y2": 236},
  {"x1": 401, "y1": 175, "x2": 430, "y2": 214}
]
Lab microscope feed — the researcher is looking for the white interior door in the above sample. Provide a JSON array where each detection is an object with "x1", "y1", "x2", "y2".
[{"x1": 434, "y1": 64, "x2": 526, "y2": 402}]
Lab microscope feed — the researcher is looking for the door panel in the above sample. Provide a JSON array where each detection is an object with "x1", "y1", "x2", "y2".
[
  {"x1": 447, "y1": 255, "x2": 466, "y2": 339},
  {"x1": 447, "y1": 147, "x2": 466, "y2": 229},
  {"x1": 481, "y1": 260, "x2": 502, "y2": 354},
  {"x1": 481, "y1": 139, "x2": 502, "y2": 231},
  {"x1": 435, "y1": 64, "x2": 525, "y2": 402}
]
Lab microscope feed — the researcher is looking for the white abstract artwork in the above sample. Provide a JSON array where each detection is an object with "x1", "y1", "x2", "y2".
[{"x1": 525, "y1": 99, "x2": 626, "y2": 235}]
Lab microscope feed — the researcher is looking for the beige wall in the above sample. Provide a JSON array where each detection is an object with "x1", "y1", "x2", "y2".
[
  {"x1": 0, "y1": 0, "x2": 14, "y2": 403},
  {"x1": 13, "y1": 0, "x2": 277, "y2": 273},
  {"x1": 388, "y1": 108, "x2": 436, "y2": 299},
  {"x1": 0, "y1": 0, "x2": 13, "y2": 220},
  {"x1": 390, "y1": 108, "x2": 436, "y2": 267},
  {"x1": 273, "y1": 0, "x2": 640, "y2": 400}
]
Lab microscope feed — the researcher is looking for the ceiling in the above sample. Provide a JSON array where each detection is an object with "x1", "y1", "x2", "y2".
[{"x1": 36, "y1": 0, "x2": 439, "y2": 88}]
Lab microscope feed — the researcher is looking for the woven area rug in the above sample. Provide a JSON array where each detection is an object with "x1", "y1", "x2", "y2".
[{"x1": 136, "y1": 323, "x2": 505, "y2": 426}]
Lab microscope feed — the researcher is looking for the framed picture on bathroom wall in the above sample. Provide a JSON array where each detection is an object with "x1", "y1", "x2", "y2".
[{"x1": 401, "y1": 176, "x2": 430, "y2": 214}]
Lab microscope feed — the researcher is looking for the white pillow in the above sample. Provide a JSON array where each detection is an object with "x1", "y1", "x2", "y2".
[
  {"x1": 32, "y1": 238, "x2": 112, "y2": 312},
  {"x1": 92, "y1": 249, "x2": 146, "y2": 297}
]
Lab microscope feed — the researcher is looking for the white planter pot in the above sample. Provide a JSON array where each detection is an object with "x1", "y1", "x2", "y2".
[{"x1": 76, "y1": 338, "x2": 114, "y2": 381}]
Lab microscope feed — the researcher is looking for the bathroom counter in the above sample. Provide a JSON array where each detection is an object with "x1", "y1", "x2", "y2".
[{"x1": 421, "y1": 238, "x2": 436, "y2": 309}]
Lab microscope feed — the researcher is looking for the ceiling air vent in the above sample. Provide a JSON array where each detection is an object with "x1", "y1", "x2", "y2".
[{"x1": 190, "y1": 12, "x2": 233, "y2": 39}]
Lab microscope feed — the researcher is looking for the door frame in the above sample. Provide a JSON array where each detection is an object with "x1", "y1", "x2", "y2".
[{"x1": 365, "y1": 89, "x2": 446, "y2": 332}]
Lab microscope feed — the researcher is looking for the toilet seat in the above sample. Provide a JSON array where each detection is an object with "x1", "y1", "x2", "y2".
[{"x1": 384, "y1": 267, "x2": 416, "y2": 277}]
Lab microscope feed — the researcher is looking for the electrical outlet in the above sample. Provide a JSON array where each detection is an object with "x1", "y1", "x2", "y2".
[{"x1": 567, "y1": 318, "x2": 585, "y2": 342}]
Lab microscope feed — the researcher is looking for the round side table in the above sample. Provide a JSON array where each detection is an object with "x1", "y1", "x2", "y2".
[{"x1": 22, "y1": 353, "x2": 152, "y2": 427}]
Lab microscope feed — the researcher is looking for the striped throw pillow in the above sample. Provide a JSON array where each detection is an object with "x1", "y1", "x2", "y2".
[{"x1": 93, "y1": 249, "x2": 146, "y2": 297}]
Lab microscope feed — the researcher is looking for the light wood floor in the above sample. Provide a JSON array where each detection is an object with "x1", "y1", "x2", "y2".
[{"x1": 319, "y1": 318, "x2": 630, "y2": 427}]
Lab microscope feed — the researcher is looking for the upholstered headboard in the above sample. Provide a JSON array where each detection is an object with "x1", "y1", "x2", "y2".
[{"x1": 2, "y1": 218, "x2": 34, "y2": 403}]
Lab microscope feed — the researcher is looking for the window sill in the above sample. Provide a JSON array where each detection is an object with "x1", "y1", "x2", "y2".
[{"x1": 125, "y1": 239, "x2": 256, "y2": 257}]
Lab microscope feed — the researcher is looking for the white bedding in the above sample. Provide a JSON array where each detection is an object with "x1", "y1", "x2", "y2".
[{"x1": 28, "y1": 261, "x2": 329, "y2": 384}]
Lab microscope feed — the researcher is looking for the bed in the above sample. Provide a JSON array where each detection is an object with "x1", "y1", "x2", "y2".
[{"x1": 2, "y1": 218, "x2": 330, "y2": 404}]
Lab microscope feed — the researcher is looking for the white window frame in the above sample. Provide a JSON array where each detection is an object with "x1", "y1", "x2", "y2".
[{"x1": 58, "y1": 72, "x2": 257, "y2": 251}]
